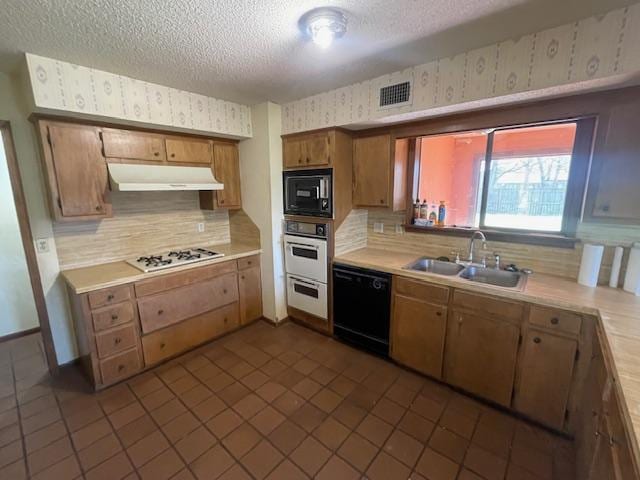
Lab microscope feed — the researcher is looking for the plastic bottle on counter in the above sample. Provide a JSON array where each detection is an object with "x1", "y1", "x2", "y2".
[
  {"x1": 419, "y1": 199, "x2": 429, "y2": 219},
  {"x1": 428, "y1": 202, "x2": 438, "y2": 225},
  {"x1": 437, "y1": 201, "x2": 446, "y2": 227}
]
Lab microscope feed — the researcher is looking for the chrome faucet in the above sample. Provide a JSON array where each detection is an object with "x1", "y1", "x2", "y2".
[{"x1": 466, "y1": 231, "x2": 487, "y2": 264}]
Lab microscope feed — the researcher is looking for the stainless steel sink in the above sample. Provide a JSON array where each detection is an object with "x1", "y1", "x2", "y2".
[
  {"x1": 459, "y1": 265, "x2": 527, "y2": 289},
  {"x1": 404, "y1": 257, "x2": 465, "y2": 276}
]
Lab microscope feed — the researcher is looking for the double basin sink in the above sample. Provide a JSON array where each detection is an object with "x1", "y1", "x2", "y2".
[{"x1": 404, "y1": 257, "x2": 527, "y2": 290}]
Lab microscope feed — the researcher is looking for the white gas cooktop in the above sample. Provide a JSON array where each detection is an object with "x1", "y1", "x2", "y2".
[{"x1": 127, "y1": 247, "x2": 224, "y2": 272}]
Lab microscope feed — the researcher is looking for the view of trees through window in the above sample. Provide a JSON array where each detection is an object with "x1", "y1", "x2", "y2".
[{"x1": 416, "y1": 122, "x2": 577, "y2": 233}]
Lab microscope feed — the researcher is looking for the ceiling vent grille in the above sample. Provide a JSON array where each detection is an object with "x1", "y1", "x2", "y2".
[{"x1": 379, "y1": 81, "x2": 412, "y2": 109}]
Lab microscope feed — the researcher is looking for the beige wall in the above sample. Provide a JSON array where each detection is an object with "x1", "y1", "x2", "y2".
[
  {"x1": 0, "y1": 70, "x2": 78, "y2": 362},
  {"x1": 0, "y1": 128, "x2": 39, "y2": 336},
  {"x1": 238, "y1": 102, "x2": 287, "y2": 322}
]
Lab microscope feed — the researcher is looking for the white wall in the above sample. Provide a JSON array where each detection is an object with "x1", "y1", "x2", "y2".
[
  {"x1": 0, "y1": 131, "x2": 39, "y2": 336},
  {"x1": 238, "y1": 102, "x2": 287, "y2": 322},
  {"x1": 0, "y1": 71, "x2": 77, "y2": 363}
]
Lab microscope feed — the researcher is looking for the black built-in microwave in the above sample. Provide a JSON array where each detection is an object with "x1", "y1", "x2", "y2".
[{"x1": 283, "y1": 169, "x2": 332, "y2": 218}]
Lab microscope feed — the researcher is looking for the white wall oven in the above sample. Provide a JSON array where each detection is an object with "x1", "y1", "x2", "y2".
[{"x1": 284, "y1": 220, "x2": 329, "y2": 320}]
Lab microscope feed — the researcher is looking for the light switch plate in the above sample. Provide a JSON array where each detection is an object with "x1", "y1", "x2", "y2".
[
  {"x1": 395, "y1": 223, "x2": 404, "y2": 234},
  {"x1": 373, "y1": 222, "x2": 384, "y2": 233},
  {"x1": 197, "y1": 222, "x2": 205, "y2": 233},
  {"x1": 35, "y1": 238, "x2": 49, "y2": 253}
]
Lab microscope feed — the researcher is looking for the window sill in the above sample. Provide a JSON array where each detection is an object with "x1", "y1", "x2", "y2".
[{"x1": 403, "y1": 225, "x2": 580, "y2": 249}]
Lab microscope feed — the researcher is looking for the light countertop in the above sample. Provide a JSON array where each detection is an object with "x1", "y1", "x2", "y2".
[
  {"x1": 61, "y1": 242, "x2": 261, "y2": 294},
  {"x1": 334, "y1": 247, "x2": 640, "y2": 460}
]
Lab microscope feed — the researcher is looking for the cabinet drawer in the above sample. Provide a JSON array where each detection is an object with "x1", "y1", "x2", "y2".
[
  {"x1": 143, "y1": 302, "x2": 239, "y2": 365},
  {"x1": 452, "y1": 290, "x2": 523, "y2": 322},
  {"x1": 394, "y1": 277, "x2": 449, "y2": 305},
  {"x1": 135, "y1": 260, "x2": 237, "y2": 297},
  {"x1": 238, "y1": 255, "x2": 259, "y2": 270},
  {"x1": 95, "y1": 324, "x2": 138, "y2": 359},
  {"x1": 91, "y1": 302, "x2": 135, "y2": 332},
  {"x1": 529, "y1": 306, "x2": 582, "y2": 336},
  {"x1": 100, "y1": 348, "x2": 141, "y2": 385},
  {"x1": 138, "y1": 273, "x2": 238, "y2": 334},
  {"x1": 88, "y1": 285, "x2": 132, "y2": 309}
]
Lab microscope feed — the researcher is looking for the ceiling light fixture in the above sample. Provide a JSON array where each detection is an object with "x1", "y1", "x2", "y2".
[{"x1": 300, "y1": 8, "x2": 347, "y2": 49}]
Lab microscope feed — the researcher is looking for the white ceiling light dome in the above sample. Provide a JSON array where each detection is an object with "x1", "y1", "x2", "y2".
[{"x1": 300, "y1": 7, "x2": 348, "y2": 49}]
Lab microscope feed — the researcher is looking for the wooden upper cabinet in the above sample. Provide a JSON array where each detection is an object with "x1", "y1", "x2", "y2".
[
  {"x1": 38, "y1": 121, "x2": 111, "y2": 221},
  {"x1": 165, "y1": 137, "x2": 212, "y2": 164},
  {"x1": 352, "y1": 134, "x2": 407, "y2": 210},
  {"x1": 283, "y1": 132, "x2": 331, "y2": 168},
  {"x1": 206, "y1": 143, "x2": 241, "y2": 209},
  {"x1": 588, "y1": 99, "x2": 640, "y2": 223},
  {"x1": 101, "y1": 128, "x2": 166, "y2": 161},
  {"x1": 513, "y1": 328, "x2": 577, "y2": 430},
  {"x1": 444, "y1": 308, "x2": 520, "y2": 406}
]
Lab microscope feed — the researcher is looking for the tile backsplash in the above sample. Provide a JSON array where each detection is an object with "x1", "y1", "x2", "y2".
[{"x1": 53, "y1": 191, "x2": 230, "y2": 269}]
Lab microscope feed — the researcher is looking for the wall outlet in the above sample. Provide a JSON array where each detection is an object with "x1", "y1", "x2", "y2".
[
  {"x1": 196, "y1": 223, "x2": 205, "y2": 233},
  {"x1": 395, "y1": 223, "x2": 404, "y2": 234},
  {"x1": 35, "y1": 238, "x2": 49, "y2": 253},
  {"x1": 373, "y1": 222, "x2": 384, "y2": 233}
]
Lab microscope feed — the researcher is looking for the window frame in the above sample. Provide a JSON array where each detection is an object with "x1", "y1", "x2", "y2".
[{"x1": 405, "y1": 117, "x2": 596, "y2": 247}]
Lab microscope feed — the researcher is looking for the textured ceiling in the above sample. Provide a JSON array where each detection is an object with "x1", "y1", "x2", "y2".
[{"x1": 0, "y1": 0, "x2": 636, "y2": 104}]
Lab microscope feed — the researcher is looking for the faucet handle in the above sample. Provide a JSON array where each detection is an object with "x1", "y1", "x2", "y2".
[
  {"x1": 450, "y1": 250, "x2": 460, "y2": 263},
  {"x1": 493, "y1": 252, "x2": 501, "y2": 270}
]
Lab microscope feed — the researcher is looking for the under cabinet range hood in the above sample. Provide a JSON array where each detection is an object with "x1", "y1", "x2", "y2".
[{"x1": 107, "y1": 163, "x2": 223, "y2": 191}]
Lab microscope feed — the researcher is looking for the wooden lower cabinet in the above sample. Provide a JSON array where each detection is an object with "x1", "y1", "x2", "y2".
[
  {"x1": 444, "y1": 308, "x2": 520, "y2": 407},
  {"x1": 391, "y1": 294, "x2": 447, "y2": 379},
  {"x1": 513, "y1": 328, "x2": 577, "y2": 429},
  {"x1": 67, "y1": 255, "x2": 262, "y2": 389},
  {"x1": 239, "y1": 266, "x2": 262, "y2": 324},
  {"x1": 143, "y1": 302, "x2": 239, "y2": 365}
]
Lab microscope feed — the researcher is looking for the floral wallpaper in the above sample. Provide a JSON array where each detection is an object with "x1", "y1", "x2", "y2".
[
  {"x1": 282, "y1": 3, "x2": 640, "y2": 134},
  {"x1": 26, "y1": 53, "x2": 252, "y2": 138}
]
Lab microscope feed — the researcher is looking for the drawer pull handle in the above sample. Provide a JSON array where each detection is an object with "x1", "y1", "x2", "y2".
[
  {"x1": 550, "y1": 317, "x2": 559, "y2": 325},
  {"x1": 154, "y1": 152, "x2": 159, "y2": 157},
  {"x1": 436, "y1": 311, "x2": 442, "y2": 317},
  {"x1": 114, "y1": 338, "x2": 122, "y2": 345},
  {"x1": 118, "y1": 365, "x2": 125, "y2": 372},
  {"x1": 111, "y1": 314, "x2": 119, "y2": 321},
  {"x1": 223, "y1": 289, "x2": 228, "y2": 294},
  {"x1": 107, "y1": 294, "x2": 114, "y2": 301},
  {"x1": 247, "y1": 261, "x2": 252, "y2": 265},
  {"x1": 160, "y1": 342, "x2": 166, "y2": 349},
  {"x1": 241, "y1": 275, "x2": 245, "y2": 280},
  {"x1": 533, "y1": 337, "x2": 541, "y2": 344},
  {"x1": 158, "y1": 309, "x2": 164, "y2": 315}
]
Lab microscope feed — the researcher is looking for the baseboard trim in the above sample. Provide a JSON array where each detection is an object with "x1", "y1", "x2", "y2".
[
  {"x1": 261, "y1": 316, "x2": 291, "y2": 327},
  {"x1": 0, "y1": 327, "x2": 41, "y2": 344}
]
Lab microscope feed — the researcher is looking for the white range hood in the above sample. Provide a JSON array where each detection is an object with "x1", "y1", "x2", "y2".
[{"x1": 108, "y1": 163, "x2": 223, "y2": 191}]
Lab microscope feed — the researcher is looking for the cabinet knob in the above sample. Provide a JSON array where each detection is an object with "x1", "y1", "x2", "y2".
[
  {"x1": 96, "y1": 205, "x2": 102, "y2": 211},
  {"x1": 158, "y1": 309, "x2": 164, "y2": 315},
  {"x1": 550, "y1": 317, "x2": 559, "y2": 325},
  {"x1": 224, "y1": 317, "x2": 228, "y2": 323},
  {"x1": 241, "y1": 275, "x2": 245, "y2": 280},
  {"x1": 298, "y1": 158, "x2": 302, "y2": 164},
  {"x1": 247, "y1": 260, "x2": 252, "y2": 265},
  {"x1": 160, "y1": 342, "x2": 166, "y2": 349},
  {"x1": 107, "y1": 294, "x2": 114, "y2": 301},
  {"x1": 118, "y1": 365, "x2": 125, "y2": 372},
  {"x1": 111, "y1": 314, "x2": 118, "y2": 321},
  {"x1": 306, "y1": 157, "x2": 310, "y2": 163},
  {"x1": 223, "y1": 289, "x2": 228, "y2": 294},
  {"x1": 154, "y1": 151, "x2": 159, "y2": 157},
  {"x1": 436, "y1": 311, "x2": 442, "y2": 317},
  {"x1": 170, "y1": 153, "x2": 175, "y2": 158},
  {"x1": 114, "y1": 337, "x2": 121, "y2": 345},
  {"x1": 379, "y1": 199, "x2": 384, "y2": 204},
  {"x1": 533, "y1": 337, "x2": 541, "y2": 344}
]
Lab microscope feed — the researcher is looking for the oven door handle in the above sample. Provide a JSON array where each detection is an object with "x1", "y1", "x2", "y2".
[
  {"x1": 289, "y1": 275, "x2": 318, "y2": 287},
  {"x1": 286, "y1": 242, "x2": 320, "y2": 251}
]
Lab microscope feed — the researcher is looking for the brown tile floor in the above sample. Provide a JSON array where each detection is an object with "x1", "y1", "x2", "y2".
[{"x1": 0, "y1": 322, "x2": 576, "y2": 480}]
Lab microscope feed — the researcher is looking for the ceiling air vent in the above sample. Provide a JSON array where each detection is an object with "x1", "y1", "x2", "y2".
[{"x1": 379, "y1": 81, "x2": 412, "y2": 109}]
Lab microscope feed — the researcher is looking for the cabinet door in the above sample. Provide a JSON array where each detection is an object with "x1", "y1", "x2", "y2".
[
  {"x1": 304, "y1": 133, "x2": 331, "y2": 166},
  {"x1": 213, "y1": 143, "x2": 242, "y2": 209},
  {"x1": 391, "y1": 294, "x2": 446, "y2": 379},
  {"x1": 353, "y1": 134, "x2": 392, "y2": 207},
  {"x1": 101, "y1": 129, "x2": 166, "y2": 161},
  {"x1": 514, "y1": 329, "x2": 577, "y2": 429},
  {"x1": 444, "y1": 309, "x2": 520, "y2": 406},
  {"x1": 46, "y1": 123, "x2": 111, "y2": 219},
  {"x1": 589, "y1": 415, "x2": 618, "y2": 480},
  {"x1": 589, "y1": 101, "x2": 640, "y2": 222},
  {"x1": 239, "y1": 266, "x2": 262, "y2": 324},
  {"x1": 283, "y1": 137, "x2": 304, "y2": 168},
  {"x1": 165, "y1": 137, "x2": 212, "y2": 164}
]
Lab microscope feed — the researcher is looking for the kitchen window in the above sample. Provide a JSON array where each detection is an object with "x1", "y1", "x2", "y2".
[{"x1": 409, "y1": 119, "x2": 594, "y2": 244}]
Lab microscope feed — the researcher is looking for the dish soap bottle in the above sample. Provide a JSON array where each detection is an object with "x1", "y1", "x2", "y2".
[
  {"x1": 428, "y1": 202, "x2": 438, "y2": 225},
  {"x1": 437, "y1": 201, "x2": 446, "y2": 227},
  {"x1": 419, "y1": 199, "x2": 429, "y2": 219}
]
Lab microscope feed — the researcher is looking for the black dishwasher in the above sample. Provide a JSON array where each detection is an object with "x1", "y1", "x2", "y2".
[{"x1": 332, "y1": 264, "x2": 391, "y2": 356}]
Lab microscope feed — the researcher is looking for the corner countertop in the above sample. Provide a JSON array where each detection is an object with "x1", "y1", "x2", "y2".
[
  {"x1": 334, "y1": 247, "x2": 640, "y2": 461},
  {"x1": 61, "y1": 242, "x2": 262, "y2": 294}
]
